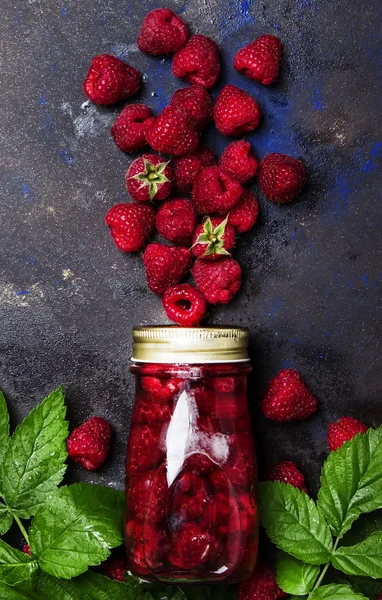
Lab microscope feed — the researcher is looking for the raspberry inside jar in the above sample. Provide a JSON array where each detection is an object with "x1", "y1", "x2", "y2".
[{"x1": 125, "y1": 327, "x2": 259, "y2": 583}]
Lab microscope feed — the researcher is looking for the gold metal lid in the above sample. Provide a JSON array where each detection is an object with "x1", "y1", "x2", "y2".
[{"x1": 132, "y1": 326, "x2": 249, "y2": 363}]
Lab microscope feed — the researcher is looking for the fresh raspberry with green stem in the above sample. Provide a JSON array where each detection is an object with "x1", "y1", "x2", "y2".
[
  {"x1": 192, "y1": 216, "x2": 235, "y2": 260},
  {"x1": 162, "y1": 284, "x2": 207, "y2": 326},
  {"x1": 126, "y1": 154, "x2": 173, "y2": 203}
]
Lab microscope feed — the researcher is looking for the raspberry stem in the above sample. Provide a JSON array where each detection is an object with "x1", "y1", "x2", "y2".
[
  {"x1": 14, "y1": 514, "x2": 30, "y2": 545},
  {"x1": 308, "y1": 537, "x2": 340, "y2": 597}
]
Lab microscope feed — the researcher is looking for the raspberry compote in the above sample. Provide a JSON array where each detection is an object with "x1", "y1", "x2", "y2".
[{"x1": 125, "y1": 327, "x2": 258, "y2": 584}]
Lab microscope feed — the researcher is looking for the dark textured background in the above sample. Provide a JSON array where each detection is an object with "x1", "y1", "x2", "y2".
[{"x1": 1, "y1": 0, "x2": 381, "y2": 507}]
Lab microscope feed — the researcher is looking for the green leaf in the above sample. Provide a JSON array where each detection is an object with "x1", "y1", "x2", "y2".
[
  {"x1": 0, "y1": 539, "x2": 38, "y2": 586},
  {"x1": 259, "y1": 481, "x2": 333, "y2": 565},
  {"x1": 35, "y1": 570, "x2": 144, "y2": 599},
  {"x1": 29, "y1": 483, "x2": 124, "y2": 579},
  {"x1": 309, "y1": 583, "x2": 368, "y2": 599},
  {"x1": 332, "y1": 532, "x2": 382, "y2": 578},
  {"x1": 213, "y1": 214, "x2": 229, "y2": 239},
  {"x1": 341, "y1": 511, "x2": 382, "y2": 547},
  {"x1": 0, "y1": 391, "x2": 10, "y2": 468},
  {"x1": 317, "y1": 426, "x2": 382, "y2": 538},
  {"x1": 203, "y1": 217, "x2": 214, "y2": 236},
  {"x1": 276, "y1": 552, "x2": 320, "y2": 595},
  {"x1": 0, "y1": 580, "x2": 38, "y2": 600},
  {"x1": 1, "y1": 387, "x2": 68, "y2": 519},
  {"x1": 0, "y1": 502, "x2": 13, "y2": 535}
]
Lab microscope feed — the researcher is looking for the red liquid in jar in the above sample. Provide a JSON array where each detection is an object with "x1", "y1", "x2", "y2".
[{"x1": 125, "y1": 363, "x2": 258, "y2": 583}]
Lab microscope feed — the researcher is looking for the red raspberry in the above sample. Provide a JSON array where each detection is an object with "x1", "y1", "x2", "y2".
[
  {"x1": 126, "y1": 423, "x2": 164, "y2": 473},
  {"x1": 192, "y1": 216, "x2": 235, "y2": 261},
  {"x1": 234, "y1": 35, "x2": 282, "y2": 85},
  {"x1": 111, "y1": 104, "x2": 155, "y2": 153},
  {"x1": 126, "y1": 472, "x2": 155, "y2": 520},
  {"x1": 143, "y1": 522, "x2": 171, "y2": 571},
  {"x1": 134, "y1": 394, "x2": 173, "y2": 424},
  {"x1": 169, "y1": 523, "x2": 212, "y2": 569},
  {"x1": 267, "y1": 461, "x2": 308, "y2": 493},
  {"x1": 125, "y1": 520, "x2": 149, "y2": 576},
  {"x1": 146, "y1": 105, "x2": 199, "y2": 156},
  {"x1": 172, "y1": 35, "x2": 220, "y2": 89},
  {"x1": 227, "y1": 432, "x2": 256, "y2": 488},
  {"x1": 67, "y1": 416, "x2": 112, "y2": 471},
  {"x1": 192, "y1": 257, "x2": 242, "y2": 304},
  {"x1": 137, "y1": 8, "x2": 188, "y2": 56},
  {"x1": 145, "y1": 466, "x2": 169, "y2": 525},
  {"x1": 219, "y1": 140, "x2": 258, "y2": 183},
  {"x1": 162, "y1": 284, "x2": 207, "y2": 326},
  {"x1": 185, "y1": 452, "x2": 216, "y2": 474},
  {"x1": 100, "y1": 555, "x2": 127, "y2": 582},
  {"x1": 171, "y1": 472, "x2": 209, "y2": 522},
  {"x1": 156, "y1": 198, "x2": 197, "y2": 245},
  {"x1": 228, "y1": 189, "x2": 259, "y2": 233},
  {"x1": 105, "y1": 203, "x2": 156, "y2": 252},
  {"x1": 259, "y1": 153, "x2": 306, "y2": 204},
  {"x1": 141, "y1": 376, "x2": 182, "y2": 402},
  {"x1": 237, "y1": 561, "x2": 287, "y2": 600},
  {"x1": 214, "y1": 85, "x2": 262, "y2": 136},
  {"x1": 377, "y1": 592, "x2": 382, "y2": 600},
  {"x1": 328, "y1": 416, "x2": 368, "y2": 451},
  {"x1": 22, "y1": 545, "x2": 31, "y2": 556},
  {"x1": 238, "y1": 490, "x2": 258, "y2": 533},
  {"x1": 83, "y1": 54, "x2": 141, "y2": 105},
  {"x1": 126, "y1": 154, "x2": 173, "y2": 203},
  {"x1": 143, "y1": 243, "x2": 192, "y2": 295},
  {"x1": 192, "y1": 166, "x2": 242, "y2": 215},
  {"x1": 170, "y1": 85, "x2": 214, "y2": 131},
  {"x1": 173, "y1": 147, "x2": 216, "y2": 194},
  {"x1": 261, "y1": 369, "x2": 317, "y2": 422}
]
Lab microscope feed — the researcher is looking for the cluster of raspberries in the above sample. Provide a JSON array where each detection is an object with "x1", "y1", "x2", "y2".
[{"x1": 83, "y1": 7, "x2": 306, "y2": 326}]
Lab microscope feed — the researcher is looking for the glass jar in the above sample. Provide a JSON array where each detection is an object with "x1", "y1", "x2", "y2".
[{"x1": 125, "y1": 327, "x2": 258, "y2": 584}]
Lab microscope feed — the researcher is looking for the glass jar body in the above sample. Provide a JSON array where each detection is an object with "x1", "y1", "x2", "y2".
[{"x1": 125, "y1": 362, "x2": 258, "y2": 584}]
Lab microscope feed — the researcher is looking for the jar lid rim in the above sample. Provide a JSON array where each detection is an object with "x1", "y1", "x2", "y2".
[{"x1": 132, "y1": 326, "x2": 249, "y2": 363}]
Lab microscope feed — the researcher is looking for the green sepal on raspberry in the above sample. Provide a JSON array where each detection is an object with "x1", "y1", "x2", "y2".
[
  {"x1": 193, "y1": 215, "x2": 231, "y2": 258},
  {"x1": 130, "y1": 157, "x2": 171, "y2": 201}
]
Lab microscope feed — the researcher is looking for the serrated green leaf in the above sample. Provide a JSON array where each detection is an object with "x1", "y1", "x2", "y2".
[
  {"x1": 0, "y1": 580, "x2": 38, "y2": 600},
  {"x1": 317, "y1": 426, "x2": 382, "y2": 538},
  {"x1": 309, "y1": 583, "x2": 368, "y2": 599},
  {"x1": 259, "y1": 482, "x2": 333, "y2": 564},
  {"x1": 0, "y1": 391, "x2": 10, "y2": 468},
  {"x1": 29, "y1": 483, "x2": 124, "y2": 579},
  {"x1": 36, "y1": 570, "x2": 143, "y2": 599},
  {"x1": 332, "y1": 532, "x2": 382, "y2": 578},
  {"x1": 276, "y1": 552, "x2": 320, "y2": 595},
  {"x1": 0, "y1": 539, "x2": 38, "y2": 586},
  {"x1": 341, "y1": 511, "x2": 382, "y2": 547},
  {"x1": 1, "y1": 387, "x2": 68, "y2": 519},
  {"x1": 0, "y1": 502, "x2": 13, "y2": 535}
]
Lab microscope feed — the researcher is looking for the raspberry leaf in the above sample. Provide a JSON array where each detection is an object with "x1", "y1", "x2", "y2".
[
  {"x1": 317, "y1": 426, "x2": 382, "y2": 538},
  {"x1": 331, "y1": 532, "x2": 382, "y2": 578},
  {"x1": 309, "y1": 584, "x2": 368, "y2": 599},
  {"x1": 348, "y1": 576, "x2": 382, "y2": 600},
  {"x1": 276, "y1": 552, "x2": 320, "y2": 595},
  {"x1": 259, "y1": 481, "x2": 333, "y2": 564},
  {"x1": 0, "y1": 540, "x2": 38, "y2": 586},
  {"x1": 1, "y1": 387, "x2": 68, "y2": 519},
  {"x1": 29, "y1": 483, "x2": 124, "y2": 579},
  {"x1": 0, "y1": 502, "x2": 13, "y2": 536}
]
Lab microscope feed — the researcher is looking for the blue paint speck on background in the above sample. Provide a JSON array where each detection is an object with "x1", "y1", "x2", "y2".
[
  {"x1": 60, "y1": 148, "x2": 74, "y2": 167},
  {"x1": 312, "y1": 88, "x2": 324, "y2": 111},
  {"x1": 38, "y1": 93, "x2": 56, "y2": 138}
]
